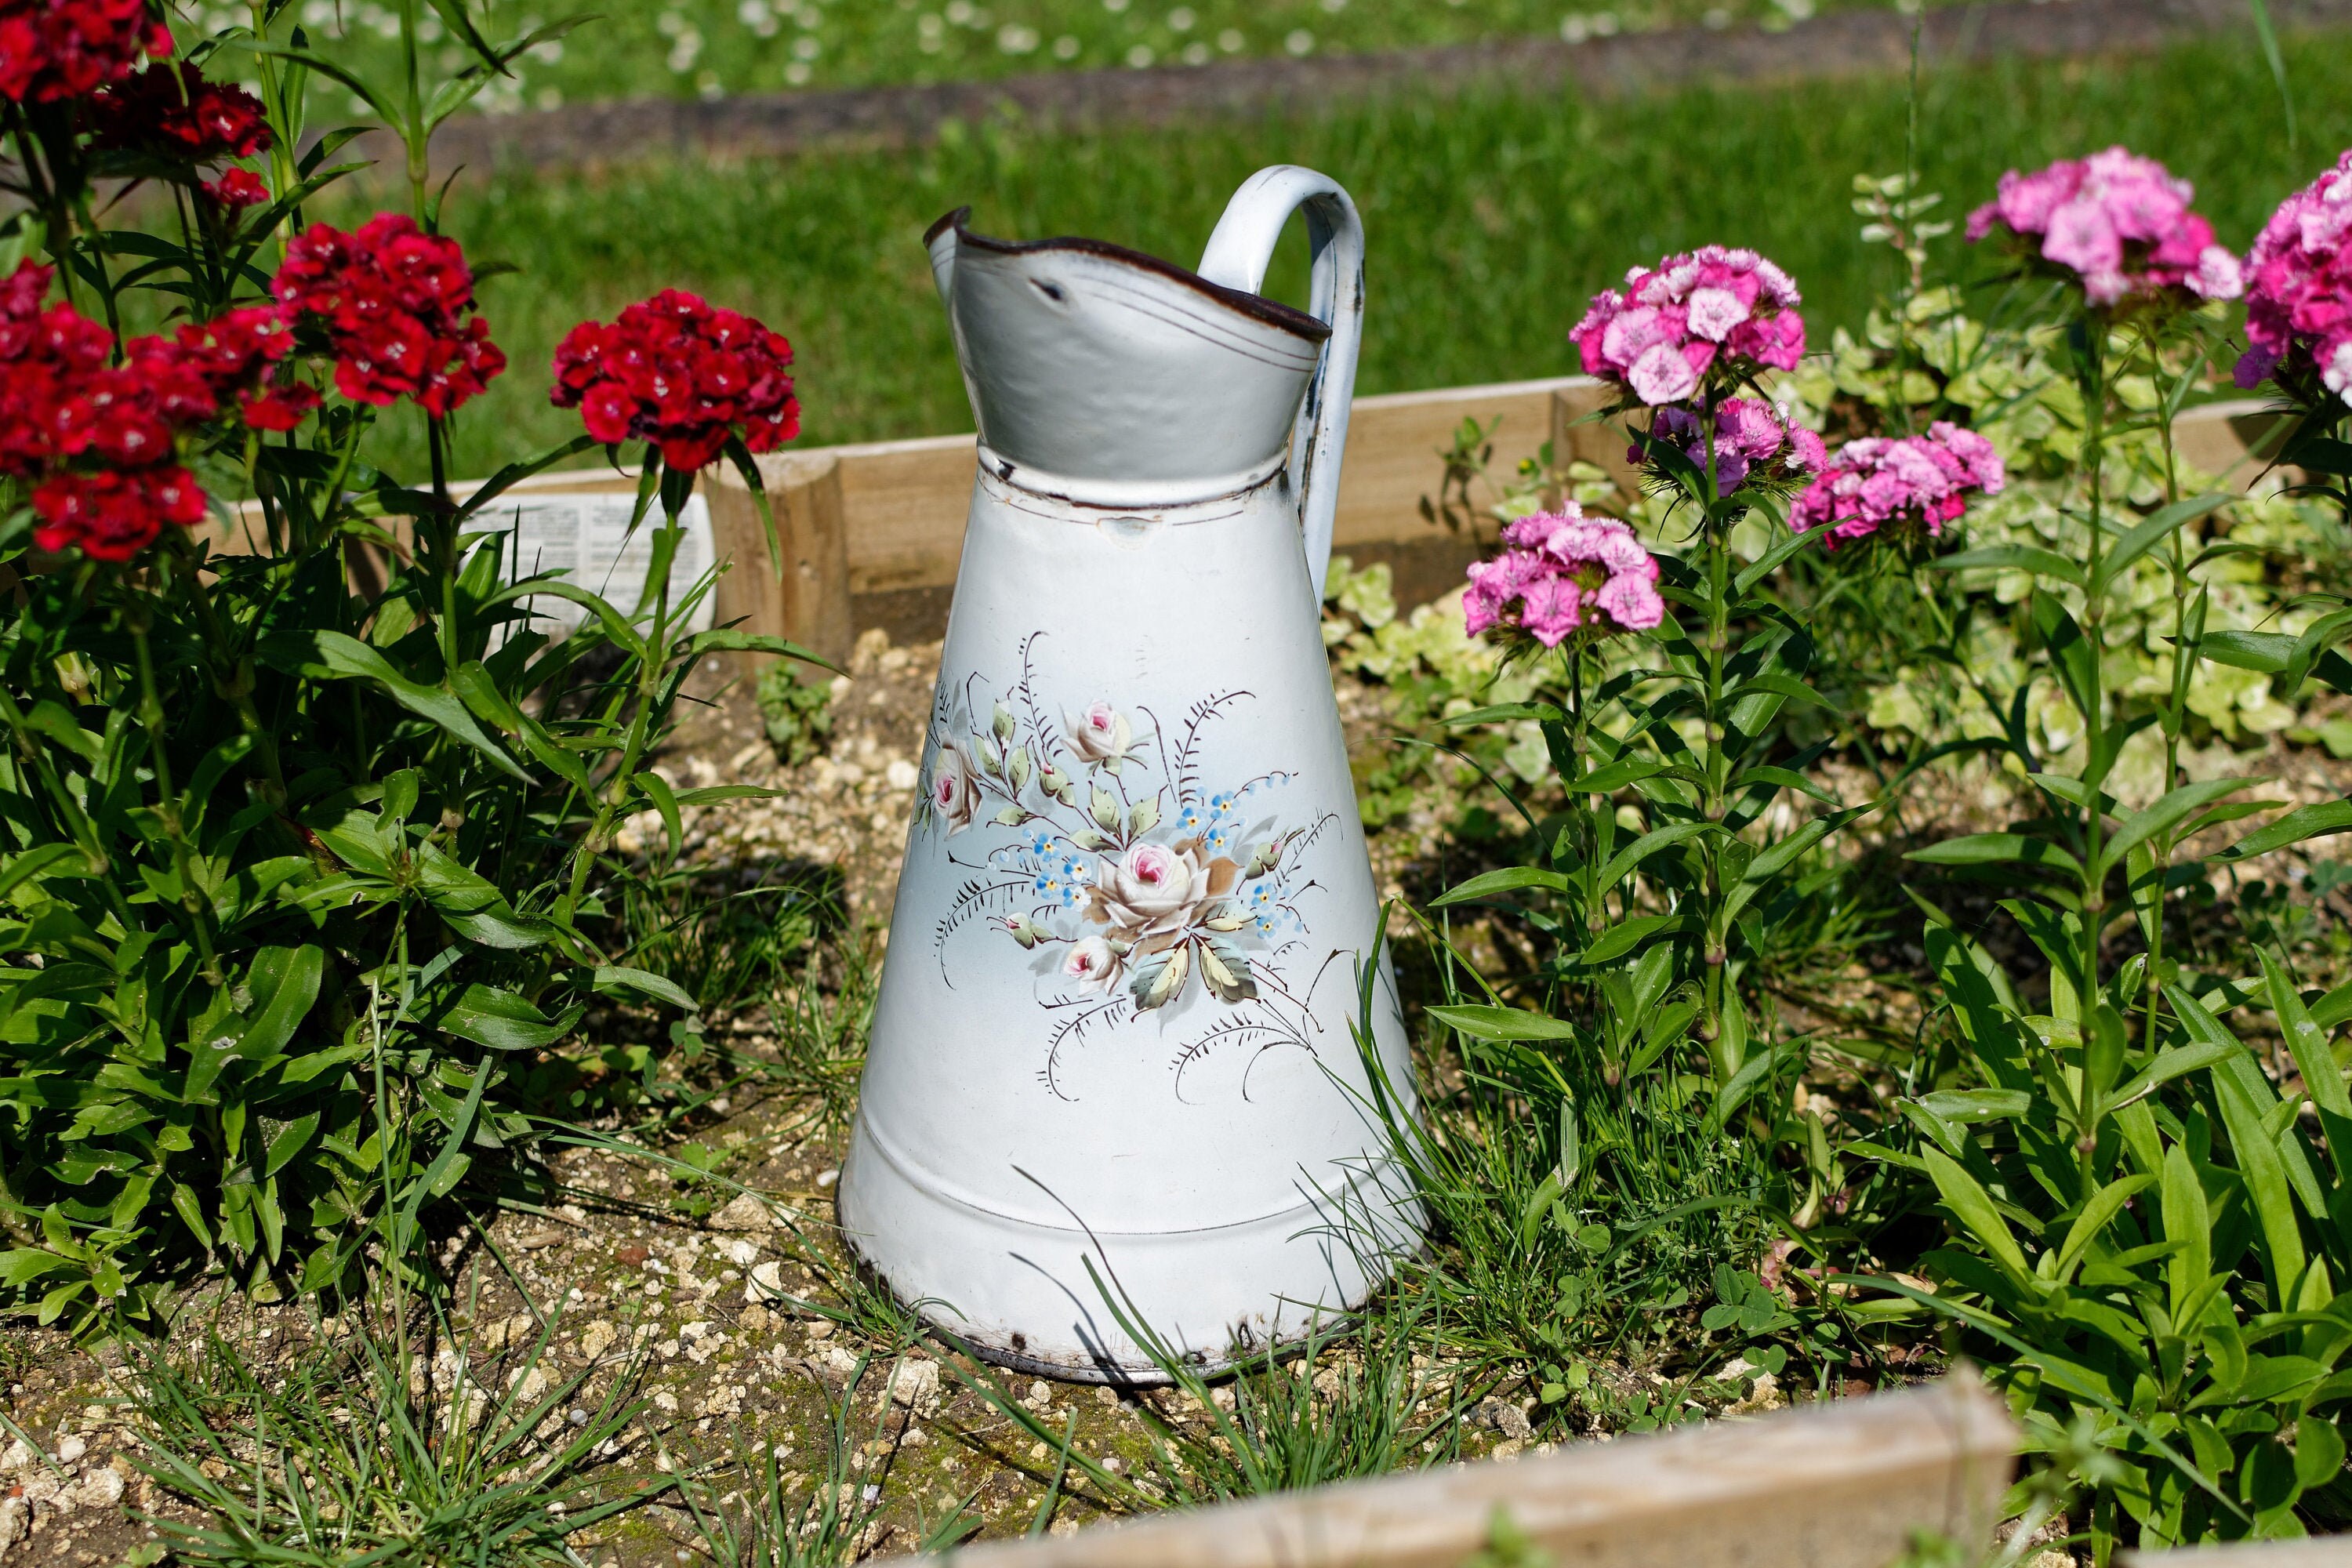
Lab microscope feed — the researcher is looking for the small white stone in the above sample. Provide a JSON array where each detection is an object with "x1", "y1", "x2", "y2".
[
  {"x1": 710, "y1": 1192, "x2": 775, "y2": 1233},
  {"x1": 815, "y1": 1168, "x2": 839, "y2": 1189},
  {"x1": 746, "y1": 1261, "x2": 787, "y2": 1302},
  {"x1": 74, "y1": 1468, "x2": 124, "y2": 1508},
  {"x1": 884, "y1": 1358, "x2": 940, "y2": 1413},
  {"x1": 54, "y1": 1437, "x2": 85, "y2": 1465}
]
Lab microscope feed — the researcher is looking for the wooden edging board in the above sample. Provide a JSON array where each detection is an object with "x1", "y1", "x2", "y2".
[
  {"x1": 696, "y1": 382, "x2": 2281, "y2": 667},
  {"x1": 205, "y1": 379, "x2": 2283, "y2": 673},
  {"x1": 937, "y1": 1373, "x2": 2017, "y2": 1568}
]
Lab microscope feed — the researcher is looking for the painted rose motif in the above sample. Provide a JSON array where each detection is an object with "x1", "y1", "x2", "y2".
[
  {"x1": 921, "y1": 637, "x2": 1333, "y2": 1097},
  {"x1": 1068, "y1": 700, "x2": 1132, "y2": 769},
  {"x1": 925, "y1": 738, "x2": 980, "y2": 834},
  {"x1": 1062, "y1": 935, "x2": 1120, "y2": 993}
]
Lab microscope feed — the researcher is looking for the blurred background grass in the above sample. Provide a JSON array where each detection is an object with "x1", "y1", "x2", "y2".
[
  {"x1": 336, "y1": 24, "x2": 2352, "y2": 479},
  {"x1": 223, "y1": 0, "x2": 1880, "y2": 106}
]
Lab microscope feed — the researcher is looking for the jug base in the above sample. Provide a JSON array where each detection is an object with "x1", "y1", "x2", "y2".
[{"x1": 837, "y1": 1119, "x2": 1421, "y2": 1385}]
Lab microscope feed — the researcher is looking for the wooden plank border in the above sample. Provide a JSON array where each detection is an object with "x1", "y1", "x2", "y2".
[
  {"x1": 940, "y1": 1374, "x2": 2016, "y2": 1568},
  {"x1": 206, "y1": 381, "x2": 2281, "y2": 673}
]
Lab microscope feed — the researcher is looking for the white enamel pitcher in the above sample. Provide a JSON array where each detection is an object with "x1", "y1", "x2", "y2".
[{"x1": 839, "y1": 167, "x2": 1420, "y2": 1382}]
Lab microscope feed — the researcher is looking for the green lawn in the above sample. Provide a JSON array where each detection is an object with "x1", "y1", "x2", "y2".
[
  {"x1": 344, "y1": 25, "x2": 2352, "y2": 481},
  {"x1": 215, "y1": 0, "x2": 1867, "y2": 108}
]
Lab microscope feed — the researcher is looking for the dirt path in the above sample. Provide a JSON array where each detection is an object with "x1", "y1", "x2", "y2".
[{"x1": 340, "y1": 0, "x2": 2352, "y2": 178}]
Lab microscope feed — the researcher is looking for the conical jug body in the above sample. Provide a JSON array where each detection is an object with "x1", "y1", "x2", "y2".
[{"x1": 840, "y1": 168, "x2": 1420, "y2": 1381}]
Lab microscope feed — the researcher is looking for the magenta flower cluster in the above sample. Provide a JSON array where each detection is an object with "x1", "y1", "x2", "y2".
[
  {"x1": 1642, "y1": 396, "x2": 1827, "y2": 492},
  {"x1": 1573, "y1": 245, "x2": 1806, "y2": 406},
  {"x1": 1790, "y1": 423, "x2": 2006, "y2": 549},
  {"x1": 2236, "y1": 149, "x2": 2352, "y2": 407},
  {"x1": 1463, "y1": 506, "x2": 1664, "y2": 648},
  {"x1": 1965, "y1": 147, "x2": 2243, "y2": 307}
]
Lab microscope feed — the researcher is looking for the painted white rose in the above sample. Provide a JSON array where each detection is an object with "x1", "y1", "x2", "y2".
[
  {"x1": 1062, "y1": 936, "x2": 1121, "y2": 993},
  {"x1": 926, "y1": 739, "x2": 980, "y2": 834},
  {"x1": 1067, "y1": 701, "x2": 1132, "y2": 766},
  {"x1": 1095, "y1": 840, "x2": 1210, "y2": 937}
]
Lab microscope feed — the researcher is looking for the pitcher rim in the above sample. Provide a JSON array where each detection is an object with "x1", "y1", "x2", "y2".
[{"x1": 926, "y1": 206, "x2": 1333, "y2": 345}]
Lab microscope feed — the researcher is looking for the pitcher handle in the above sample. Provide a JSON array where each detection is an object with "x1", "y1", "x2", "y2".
[{"x1": 1198, "y1": 165, "x2": 1364, "y2": 604}]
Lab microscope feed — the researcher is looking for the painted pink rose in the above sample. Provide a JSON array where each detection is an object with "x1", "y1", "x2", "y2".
[
  {"x1": 1062, "y1": 935, "x2": 1122, "y2": 993},
  {"x1": 1068, "y1": 700, "x2": 1131, "y2": 766},
  {"x1": 1098, "y1": 840, "x2": 1211, "y2": 936},
  {"x1": 927, "y1": 739, "x2": 980, "y2": 834}
]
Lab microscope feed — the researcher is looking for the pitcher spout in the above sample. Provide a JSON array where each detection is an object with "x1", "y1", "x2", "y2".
[{"x1": 926, "y1": 209, "x2": 1330, "y2": 493}]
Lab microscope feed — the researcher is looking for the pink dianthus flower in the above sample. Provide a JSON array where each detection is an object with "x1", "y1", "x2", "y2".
[
  {"x1": 2236, "y1": 148, "x2": 2352, "y2": 408},
  {"x1": 1789, "y1": 421, "x2": 2005, "y2": 549},
  {"x1": 1464, "y1": 506, "x2": 1664, "y2": 649},
  {"x1": 1637, "y1": 397, "x2": 1823, "y2": 492},
  {"x1": 1966, "y1": 147, "x2": 2243, "y2": 309},
  {"x1": 1572, "y1": 245, "x2": 1806, "y2": 407}
]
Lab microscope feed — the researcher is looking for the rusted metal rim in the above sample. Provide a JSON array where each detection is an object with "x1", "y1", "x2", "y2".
[{"x1": 926, "y1": 205, "x2": 1333, "y2": 343}]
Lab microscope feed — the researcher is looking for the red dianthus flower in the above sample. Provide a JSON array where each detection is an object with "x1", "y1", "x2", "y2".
[
  {"x1": 0, "y1": 0, "x2": 172, "y2": 105},
  {"x1": 1, "y1": 263, "x2": 292, "y2": 557},
  {"x1": 274, "y1": 214, "x2": 506, "y2": 418},
  {"x1": 202, "y1": 166, "x2": 270, "y2": 212},
  {"x1": 32, "y1": 464, "x2": 205, "y2": 559},
  {"x1": 550, "y1": 289, "x2": 800, "y2": 471},
  {"x1": 90, "y1": 61, "x2": 270, "y2": 161}
]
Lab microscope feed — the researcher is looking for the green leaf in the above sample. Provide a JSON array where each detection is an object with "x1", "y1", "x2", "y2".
[
  {"x1": 1568, "y1": 756, "x2": 1661, "y2": 793},
  {"x1": 1915, "y1": 1089, "x2": 2031, "y2": 1123},
  {"x1": 240, "y1": 945, "x2": 324, "y2": 1065},
  {"x1": 2217, "y1": 799, "x2": 2352, "y2": 862},
  {"x1": 1733, "y1": 520, "x2": 1828, "y2": 594},
  {"x1": 2089, "y1": 494, "x2": 2231, "y2": 598},
  {"x1": 1196, "y1": 936, "x2": 1256, "y2": 1003},
  {"x1": 2296, "y1": 1415, "x2": 2347, "y2": 1491},
  {"x1": 170, "y1": 1185, "x2": 213, "y2": 1251},
  {"x1": 2031, "y1": 593, "x2": 2100, "y2": 732},
  {"x1": 1575, "y1": 913, "x2": 1685, "y2": 967},
  {"x1": 263, "y1": 1112, "x2": 321, "y2": 1178},
  {"x1": 23, "y1": 701, "x2": 100, "y2": 761},
  {"x1": 1595, "y1": 820, "x2": 1720, "y2": 899},
  {"x1": 2200, "y1": 630, "x2": 2296, "y2": 674},
  {"x1": 0, "y1": 844, "x2": 95, "y2": 900},
  {"x1": 637, "y1": 771, "x2": 684, "y2": 858},
  {"x1": 1432, "y1": 866, "x2": 1573, "y2": 907},
  {"x1": 257, "y1": 631, "x2": 527, "y2": 781},
  {"x1": 1905, "y1": 833, "x2": 2083, "y2": 876},
  {"x1": 444, "y1": 906, "x2": 557, "y2": 949},
  {"x1": 593, "y1": 964, "x2": 697, "y2": 1013},
  {"x1": 679, "y1": 628, "x2": 833, "y2": 670},
  {"x1": 2108, "y1": 1040, "x2": 2236, "y2": 1110},
  {"x1": 2262, "y1": 949, "x2": 2350, "y2": 1120},
  {"x1": 674, "y1": 785, "x2": 776, "y2": 808},
  {"x1": 1932, "y1": 545, "x2": 2085, "y2": 586},
  {"x1": 2098, "y1": 777, "x2": 2262, "y2": 878},
  {"x1": 1425, "y1": 1004, "x2": 1579, "y2": 1043},
  {"x1": 721, "y1": 434, "x2": 788, "y2": 586},
  {"x1": 2056, "y1": 1173, "x2": 2156, "y2": 1284},
  {"x1": 1921, "y1": 1146, "x2": 2035, "y2": 1287},
  {"x1": 437, "y1": 985, "x2": 577, "y2": 1051},
  {"x1": 0, "y1": 1249, "x2": 72, "y2": 1288}
]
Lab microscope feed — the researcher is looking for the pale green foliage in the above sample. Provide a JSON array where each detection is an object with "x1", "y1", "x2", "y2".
[{"x1": 1788, "y1": 292, "x2": 2345, "y2": 799}]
